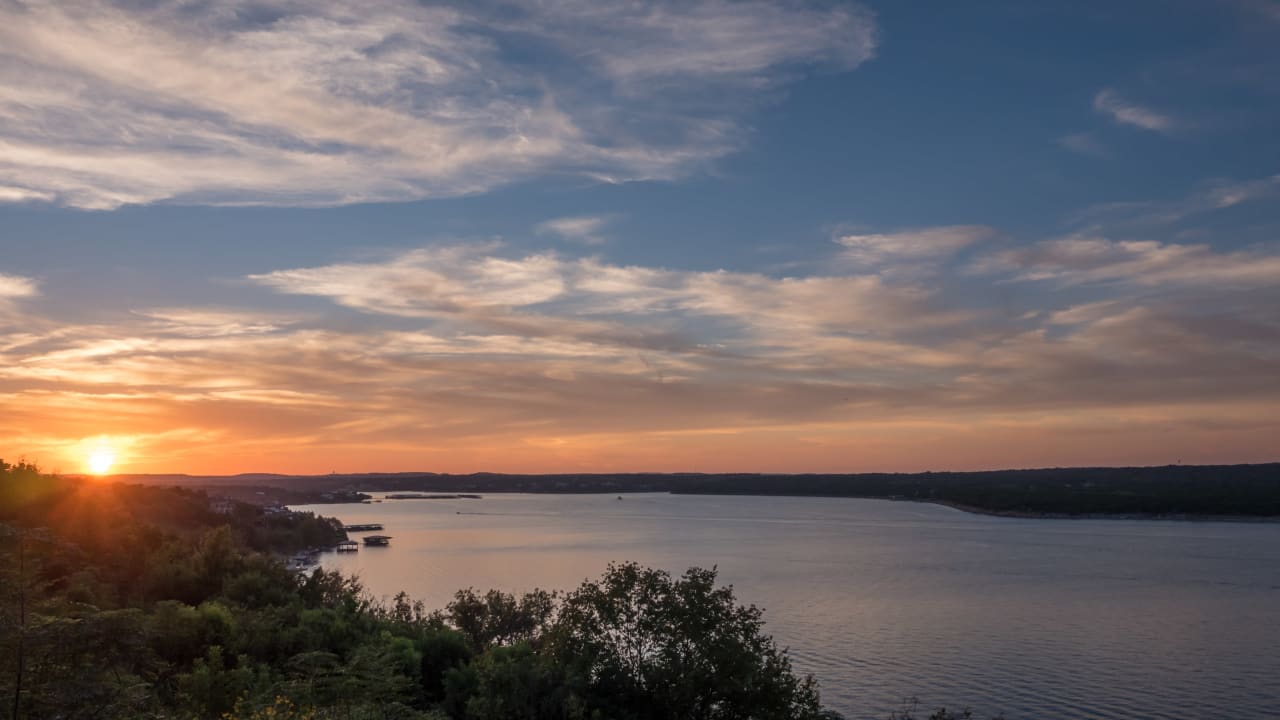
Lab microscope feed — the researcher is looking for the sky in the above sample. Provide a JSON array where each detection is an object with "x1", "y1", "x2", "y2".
[{"x1": 2, "y1": 0, "x2": 1279, "y2": 476}]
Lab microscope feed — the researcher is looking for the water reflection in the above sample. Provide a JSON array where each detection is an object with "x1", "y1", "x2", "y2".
[{"x1": 294, "y1": 493, "x2": 1280, "y2": 719}]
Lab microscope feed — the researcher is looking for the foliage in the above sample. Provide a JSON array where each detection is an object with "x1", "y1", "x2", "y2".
[
  {"x1": 454, "y1": 642, "x2": 577, "y2": 720},
  {"x1": 224, "y1": 695, "x2": 317, "y2": 720},
  {"x1": 446, "y1": 587, "x2": 557, "y2": 652},
  {"x1": 214, "y1": 463, "x2": 1280, "y2": 517},
  {"x1": 0, "y1": 462, "x2": 841, "y2": 720},
  {"x1": 548, "y1": 563, "x2": 824, "y2": 720}
]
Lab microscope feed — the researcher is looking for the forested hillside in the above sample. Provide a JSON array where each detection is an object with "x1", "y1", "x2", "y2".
[
  {"x1": 0, "y1": 461, "x2": 844, "y2": 719},
  {"x1": 127, "y1": 463, "x2": 1280, "y2": 518}
]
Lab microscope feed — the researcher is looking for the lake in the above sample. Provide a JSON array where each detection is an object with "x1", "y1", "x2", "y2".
[{"x1": 292, "y1": 493, "x2": 1280, "y2": 719}]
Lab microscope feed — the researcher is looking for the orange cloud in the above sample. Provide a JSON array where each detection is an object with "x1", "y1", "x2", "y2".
[{"x1": 2, "y1": 238, "x2": 1278, "y2": 474}]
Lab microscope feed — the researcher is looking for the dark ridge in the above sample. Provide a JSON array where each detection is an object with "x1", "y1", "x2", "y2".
[{"x1": 106, "y1": 463, "x2": 1280, "y2": 518}]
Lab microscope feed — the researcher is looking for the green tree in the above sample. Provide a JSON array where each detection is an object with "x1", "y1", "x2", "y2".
[
  {"x1": 457, "y1": 643, "x2": 579, "y2": 720},
  {"x1": 549, "y1": 562, "x2": 825, "y2": 720},
  {"x1": 418, "y1": 628, "x2": 472, "y2": 703},
  {"x1": 178, "y1": 645, "x2": 264, "y2": 717},
  {"x1": 446, "y1": 588, "x2": 557, "y2": 652}
]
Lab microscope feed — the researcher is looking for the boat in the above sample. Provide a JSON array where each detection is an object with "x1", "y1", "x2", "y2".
[
  {"x1": 362, "y1": 535, "x2": 392, "y2": 546},
  {"x1": 287, "y1": 552, "x2": 319, "y2": 571}
]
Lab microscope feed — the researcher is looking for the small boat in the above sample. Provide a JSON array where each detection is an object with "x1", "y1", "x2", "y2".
[
  {"x1": 362, "y1": 535, "x2": 392, "y2": 546},
  {"x1": 287, "y1": 553, "x2": 318, "y2": 571}
]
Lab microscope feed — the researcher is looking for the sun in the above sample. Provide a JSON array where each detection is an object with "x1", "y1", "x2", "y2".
[{"x1": 87, "y1": 448, "x2": 116, "y2": 475}]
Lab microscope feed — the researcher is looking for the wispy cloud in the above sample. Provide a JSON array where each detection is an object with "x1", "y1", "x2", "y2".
[
  {"x1": 248, "y1": 243, "x2": 959, "y2": 344},
  {"x1": 536, "y1": 215, "x2": 614, "y2": 245},
  {"x1": 4, "y1": 229, "x2": 1279, "y2": 471},
  {"x1": 0, "y1": 0, "x2": 877, "y2": 210},
  {"x1": 135, "y1": 309, "x2": 295, "y2": 338},
  {"x1": 521, "y1": 0, "x2": 876, "y2": 86},
  {"x1": 0, "y1": 186, "x2": 56, "y2": 203},
  {"x1": 1093, "y1": 89, "x2": 1175, "y2": 132},
  {"x1": 0, "y1": 273, "x2": 38, "y2": 299},
  {"x1": 1071, "y1": 174, "x2": 1280, "y2": 230},
  {"x1": 836, "y1": 225, "x2": 993, "y2": 268},
  {"x1": 1057, "y1": 132, "x2": 1108, "y2": 158},
  {"x1": 973, "y1": 235, "x2": 1280, "y2": 287}
]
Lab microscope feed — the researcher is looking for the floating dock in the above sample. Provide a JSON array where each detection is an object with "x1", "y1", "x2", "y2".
[
  {"x1": 335, "y1": 540, "x2": 358, "y2": 552},
  {"x1": 343, "y1": 523, "x2": 384, "y2": 532},
  {"x1": 362, "y1": 535, "x2": 392, "y2": 546}
]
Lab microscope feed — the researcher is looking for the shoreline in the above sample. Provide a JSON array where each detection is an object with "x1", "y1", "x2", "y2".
[
  {"x1": 129, "y1": 461, "x2": 1280, "y2": 520},
  {"x1": 295, "y1": 489, "x2": 1280, "y2": 524},
  {"x1": 905, "y1": 497, "x2": 1280, "y2": 523}
]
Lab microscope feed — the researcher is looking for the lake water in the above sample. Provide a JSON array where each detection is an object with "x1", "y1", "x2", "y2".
[{"x1": 292, "y1": 493, "x2": 1280, "y2": 719}]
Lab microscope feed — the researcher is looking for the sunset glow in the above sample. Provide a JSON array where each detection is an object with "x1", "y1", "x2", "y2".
[
  {"x1": 1, "y1": 1, "x2": 1277, "y2": 475},
  {"x1": 87, "y1": 448, "x2": 116, "y2": 475}
]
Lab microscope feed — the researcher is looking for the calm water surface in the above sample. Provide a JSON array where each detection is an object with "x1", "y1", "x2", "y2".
[{"x1": 293, "y1": 493, "x2": 1280, "y2": 719}]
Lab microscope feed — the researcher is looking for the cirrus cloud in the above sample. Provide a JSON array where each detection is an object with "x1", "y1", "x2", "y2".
[
  {"x1": 0, "y1": 0, "x2": 877, "y2": 210},
  {"x1": 4, "y1": 225, "x2": 1279, "y2": 472},
  {"x1": 1093, "y1": 88, "x2": 1176, "y2": 133},
  {"x1": 974, "y1": 235, "x2": 1280, "y2": 287}
]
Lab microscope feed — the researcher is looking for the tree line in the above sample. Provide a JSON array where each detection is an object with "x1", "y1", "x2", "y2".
[
  {"x1": 1, "y1": 461, "x2": 872, "y2": 719},
  {"x1": 156, "y1": 463, "x2": 1280, "y2": 518}
]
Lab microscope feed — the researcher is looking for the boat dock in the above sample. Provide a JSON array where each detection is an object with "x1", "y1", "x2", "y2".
[
  {"x1": 343, "y1": 523, "x2": 384, "y2": 532},
  {"x1": 362, "y1": 535, "x2": 392, "y2": 546}
]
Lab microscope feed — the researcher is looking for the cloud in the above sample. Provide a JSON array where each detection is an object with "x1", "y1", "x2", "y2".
[
  {"x1": 1196, "y1": 175, "x2": 1280, "y2": 210},
  {"x1": 520, "y1": 0, "x2": 877, "y2": 86},
  {"x1": 1070, "y1": 174, "x2": 1280, "y2": 232},
  {"x1": 836, "y1": 225, "x2": 993, "y2": 267},
  {"x1": 0, "y1": 186, "x2": 56, "y2": 203},
  {"x1": 248, "y1": 243, "x2": 960, "y2": 346},
  {"x1": 249, "y1": 245, "x2": 569, "y2": 318},
  {"x1": 0, "y1": 273, "x2": 38, "y2": 299},
  {"x1": 1057, "y1": 132, "x2": 1108, "y2": 157},
  {"x1": 0, "y1": 0, "x2": 877, "y2": 209},
  {"x1": 135, "y1": 309, "x2": 295, "y2": 337},
  {"x1": 536, "y1": 215, "x2": 613, "y2": 245},
  {"x1": 971, "y1": 320, "x2": 1280, "y2": 416},
  {"x1": 973, "y1": 235, "x2": 1280, "y2": 287},
  {"x1": 1093, "y1": 89, "x2": 1175, "y2": 132},
  {"x1": 5, "y1": 234, "x2": 1279, "y2": 472}
]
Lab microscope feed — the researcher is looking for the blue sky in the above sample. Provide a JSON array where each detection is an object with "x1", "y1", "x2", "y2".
[{"x1": 1, "y1": 0, "x2": 1278, "y2": 474}]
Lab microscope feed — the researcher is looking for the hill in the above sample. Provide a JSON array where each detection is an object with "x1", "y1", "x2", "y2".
[{"x1": 115, "y1": 463, "x2": 1280, "y2": 518}]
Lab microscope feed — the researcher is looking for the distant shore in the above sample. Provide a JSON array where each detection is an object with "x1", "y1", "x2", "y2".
[
  {"x1": 900, "y1": 497, "x2": 1280, "y2": 523},
  {"x1": 113, "y1": 461, "x2": 1280, "y2": 520},
  {"x1": 385, "y1": 492, "x2": 482, "y2": 500}
]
